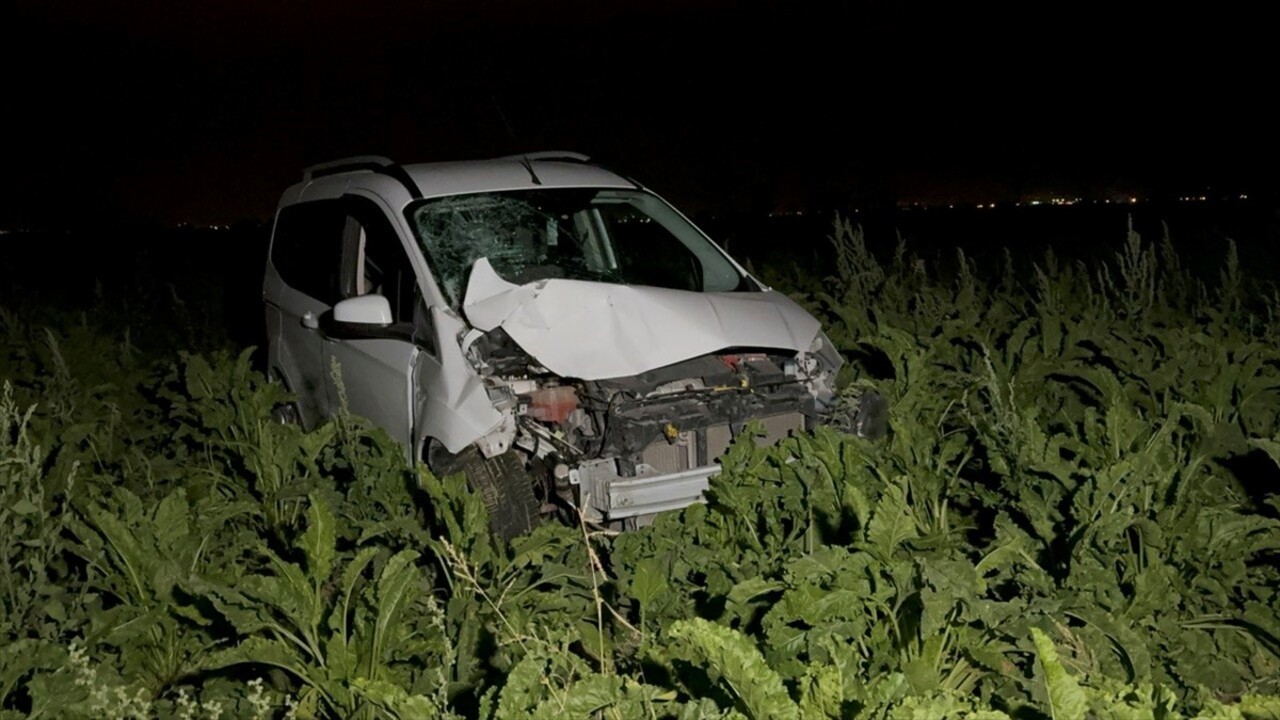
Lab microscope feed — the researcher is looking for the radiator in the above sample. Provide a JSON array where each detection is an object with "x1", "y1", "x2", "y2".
[{"x1": 641, "y1": 412, "x2": 804, "y2": 474}]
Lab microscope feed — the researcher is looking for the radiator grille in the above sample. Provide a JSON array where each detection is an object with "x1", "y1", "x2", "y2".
[{"x1": 641, "y1": 413, "x2": 804, "y2": 474}]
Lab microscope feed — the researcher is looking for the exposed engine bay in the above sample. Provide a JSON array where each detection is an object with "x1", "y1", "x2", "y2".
[{"x1": 460, "y1": 326, "x2": 846, "y2": 525}]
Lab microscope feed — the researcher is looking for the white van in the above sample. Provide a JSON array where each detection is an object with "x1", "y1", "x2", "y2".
[{"x1": 263, "y1": 153, "x2": 876, "y2": 536}]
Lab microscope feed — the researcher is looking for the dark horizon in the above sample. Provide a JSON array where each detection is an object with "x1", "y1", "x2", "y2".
[{"x1": 4, "y1": 1, "x2": 1277, "y2": 228}]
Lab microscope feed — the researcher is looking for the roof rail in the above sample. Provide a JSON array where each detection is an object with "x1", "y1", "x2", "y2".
[
  {"x1": 492, "y1": 150, "x2": 642, "y2": 189},
  {"x1": 494, "y1": 151, "x2": 592, "y2": 163},
  {"x1": 303, "y1": 155, "x2": 395, "y2": 182},
  {"x1": 302, "y1": 155, "x2": 422, "y2": 199}
]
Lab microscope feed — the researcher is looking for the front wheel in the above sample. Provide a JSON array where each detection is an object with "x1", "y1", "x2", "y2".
[
  {"x1": 449, "y1": 448, "x2": 543, "y2": 540},
  {"x1": 849, "y1": 390, "x2": 888, "y2": 440},
  {"x1": 825, "y1": 388, "x2": 888, "y2": 440}
]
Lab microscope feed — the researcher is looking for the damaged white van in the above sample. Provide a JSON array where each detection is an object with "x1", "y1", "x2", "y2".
[{"x1": 263, "y1": 153, "x2": 881, "y2": 536}]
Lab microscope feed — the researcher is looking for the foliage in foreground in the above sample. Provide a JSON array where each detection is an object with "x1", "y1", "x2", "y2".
[{"x1": 2, "y1": 220, "x2": 1280, "y2": 718}]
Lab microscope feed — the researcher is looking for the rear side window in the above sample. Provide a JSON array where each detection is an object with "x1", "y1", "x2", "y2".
[{"x1": 270, "y1": 200, "x2": 346, "y2": 304}]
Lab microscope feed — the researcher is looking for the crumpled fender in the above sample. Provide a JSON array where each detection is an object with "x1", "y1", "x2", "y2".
[{"x1": 413, "y1": 305, "x2": 507, "y2": 455}]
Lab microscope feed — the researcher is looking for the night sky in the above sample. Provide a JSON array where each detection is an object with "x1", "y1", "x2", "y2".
[{"x1": 3, "y1": 1, "x2": 1276, "y2": 227}]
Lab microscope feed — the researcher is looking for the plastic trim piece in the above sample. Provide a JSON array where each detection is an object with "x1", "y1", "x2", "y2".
[{"x1": 581, "y1": 464, "x2": 718, "y2": 520}]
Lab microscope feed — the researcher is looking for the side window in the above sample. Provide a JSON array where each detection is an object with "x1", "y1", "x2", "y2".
[
  {"x1": 593, "y1": 197, "x2": 741, "y2": 292},
  {"x1": 342, "y1": 198, "x2": 420, "y2": 325},
  {"x1": 271, "y1": 200, "x2": 346, "y2": 305},
  {"x1": 595, "y1": 201, "x2": 704, "y2": 291}
]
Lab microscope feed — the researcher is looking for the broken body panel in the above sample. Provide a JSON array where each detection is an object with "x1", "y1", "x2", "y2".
[
  {"x1": 462, "y1": 257, "x2": 822, "y2": 379},
  {"x1": 441, "y1": 258, "x2": 840, "y2": 522}
]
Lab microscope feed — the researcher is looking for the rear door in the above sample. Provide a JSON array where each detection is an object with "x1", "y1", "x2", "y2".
[
  {"x1": 264, "y1": 200, "x2": 347, "y2": 427},
  {"x1": 321, "y1": 195, "x2": 428, "y2": 450}
]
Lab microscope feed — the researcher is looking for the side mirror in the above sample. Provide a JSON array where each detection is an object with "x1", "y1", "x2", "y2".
[
  {"x1": 322, "y1": 294, "x2": 422, "y2": 344},
  {"x1": 333, "y1": 294, "x2": 393, "y2": 325}
]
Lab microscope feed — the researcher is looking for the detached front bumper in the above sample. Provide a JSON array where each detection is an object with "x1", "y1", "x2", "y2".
[
  {"x1": 571, "y1": 411, "x2": 806, "y2": 522},
  {"x1": 572, "y1": 459, "x2": 719, "y2": 521}
]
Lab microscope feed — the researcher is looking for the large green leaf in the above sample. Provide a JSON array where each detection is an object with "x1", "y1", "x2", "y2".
[
  {"x1": 1032, "y1": 628, "x2": 1088, "y2": 720},
  {"x1": 300, "y1": 493, "x2": 337, "y2": 587},
  {"x1": 371, "y1": 550, "x2": 421, "y2": 674},
  {"x1": 669, "y1": 618, "x2": 800, "y2": 720},
  {"x1": 866, "y1": 482, "x2": 918, "y2": 560}
]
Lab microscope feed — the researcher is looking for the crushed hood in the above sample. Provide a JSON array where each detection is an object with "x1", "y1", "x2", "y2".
[{"x1": 462, "y1": 258, "x2": 821, "y2": 380}]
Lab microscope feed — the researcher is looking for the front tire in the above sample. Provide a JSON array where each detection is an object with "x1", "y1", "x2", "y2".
[
  {"x1": 451, "y1": 448, "x2": 542, "y2": 540},
  {"x1": 849, "y1": 390, "x2": 888, "y2": 440}
]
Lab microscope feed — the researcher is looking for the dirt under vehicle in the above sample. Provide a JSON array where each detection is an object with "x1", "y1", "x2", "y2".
[{"x1": 262, "y1": 153, "x2": 883, "y2": 536}]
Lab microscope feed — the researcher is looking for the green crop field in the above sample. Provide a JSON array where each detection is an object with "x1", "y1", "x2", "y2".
[{"x1": 3, "y1": 220, "x2": 1279, "y2": 719}]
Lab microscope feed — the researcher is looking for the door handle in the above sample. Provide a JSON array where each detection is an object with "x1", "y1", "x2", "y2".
[{"x1": 301, "y1": 311, "x2": 319, "y2": 330}]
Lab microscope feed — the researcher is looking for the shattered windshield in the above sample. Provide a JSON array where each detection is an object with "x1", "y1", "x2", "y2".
[{"x1": 408, "y1": 188, "x2": 748, "y2": 304}]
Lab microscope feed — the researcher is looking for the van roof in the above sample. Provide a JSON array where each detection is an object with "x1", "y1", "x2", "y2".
[{"x1": 289, "y1": 153, "x2": 639, "y2": 206}]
